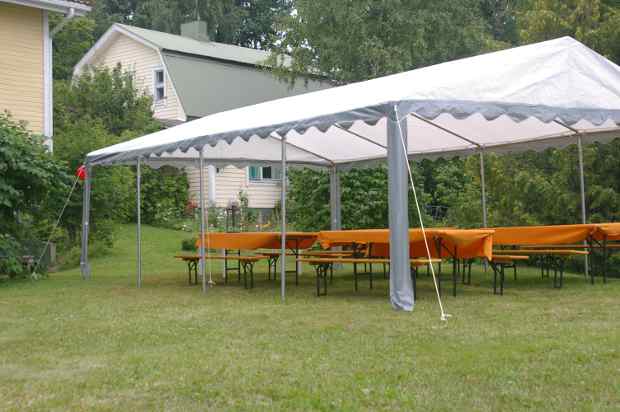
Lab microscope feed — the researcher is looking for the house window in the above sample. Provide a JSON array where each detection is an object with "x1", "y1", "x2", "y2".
[
  {"x1": 249, "y1": 166, "x2": 281, "y2": 181},
  {"x1": 154, "y1": 69, "x2": 165, "y2": 101}
]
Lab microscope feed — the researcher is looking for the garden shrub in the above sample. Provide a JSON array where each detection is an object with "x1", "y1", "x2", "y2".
[
  {"x1": 0, "y1": 113, "x2": 71, "y2": 276},
  {"x1": 181, "y1": 238, "x2": 198, "y2": 251}
]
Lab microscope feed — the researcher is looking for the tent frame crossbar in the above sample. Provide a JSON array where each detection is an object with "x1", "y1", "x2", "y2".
[
  {"x1": 334, "y1": 125, "x2": 388, "y2": 150},
  {"x1": 268, "y1": 134, "x2": 335, "y2": 166}
]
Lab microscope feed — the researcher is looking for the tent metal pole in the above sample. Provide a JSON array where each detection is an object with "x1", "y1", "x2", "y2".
[
  {"x1": 479, "y1": 151, "x2": 488, "y2": 227},
  {"x1": 387, "y1": 107, "x2": 414, "y2": 311},
  {"x1": 199, "y1": 148, "x2": 207, "y2": 293},
  {"x1": 329, "y1": 166, "x2": 342, "y2": 230},
  {"x1": 577, "y1": 136, "x2": 589, "y2": 278},
  {"x1": 136, "y1": 157, "x2": 142, "y2": 288},
  {"x1": 281, "y1": 136, "x2": 287, "y2": 302},
  {"x1": 207, "y1": 165, "x2": 216, "y2": 205},
  {"x1": 80, "y1": 164, "x2": 91, "y2": 280}
]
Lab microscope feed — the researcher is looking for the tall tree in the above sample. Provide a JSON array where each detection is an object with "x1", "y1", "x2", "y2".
[
  {"x1": 518, "y1": 0, "x2": 620, "y2": 63},
  {"x1": 479, "y1": 0, "x2": 523, "y2": 45},
  {"x1": 90, "y1": 0, "x2": 291, "y2": 48},
  {"x1": 269, "y1": 0, "x2": 498, "y2": 85}
]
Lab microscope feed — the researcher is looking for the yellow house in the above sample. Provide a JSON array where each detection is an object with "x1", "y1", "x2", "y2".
[{"x1": 0, "y1": 0, "x2": 91, "y2": 148}]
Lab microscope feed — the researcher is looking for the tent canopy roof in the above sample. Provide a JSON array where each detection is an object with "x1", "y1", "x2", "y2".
[{"x1": 87, "y1": 37, "x2": 620, "y2": 169}]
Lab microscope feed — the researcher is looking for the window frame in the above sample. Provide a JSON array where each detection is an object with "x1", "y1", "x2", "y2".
[
  {"x1": 153, "y1": 68, "x2": 166, "y2": 102},
  {"x1": 248, "y1": 165, "x2": 281, "y2": 182}
]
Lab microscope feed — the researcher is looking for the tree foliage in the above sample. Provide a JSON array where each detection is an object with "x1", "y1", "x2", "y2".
[
  {"x1": 269, "y1": 0, "x2": 499, "y2": 85},
  {"x1": 518, "y1": 0, "x2": 620, "y2": 63},
  {"x1": 53, "y1": 66, "x2": 187, "y2": 257},
  {"x1": 0, "y1": 114, "x2": 71, "y2": 275},
  {"x1": 288, "y1": 166, "x2": 431, "y2": 231}
]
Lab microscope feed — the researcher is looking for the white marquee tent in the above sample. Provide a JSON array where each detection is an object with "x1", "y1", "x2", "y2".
[{"x1": 81, "y1": 37, "x2": 620, "y2": 311}]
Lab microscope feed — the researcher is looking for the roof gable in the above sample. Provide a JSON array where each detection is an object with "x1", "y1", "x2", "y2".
[
  {"x1": 75, "y1": 23, "x2": 290, "y2": 77},
  {"x1": 116, "y1": 24, "x2": 277, "y2": 67}
]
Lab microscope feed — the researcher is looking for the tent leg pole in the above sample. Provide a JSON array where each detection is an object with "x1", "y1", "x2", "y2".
[
  {"x1": 387, "y1": 107, "x2": 413, "y2": 311},
  {"x1": 136, "y1": 158, "x2": 142, "y2": 288},
  {"x1": 480, "y1": 151, "x2": 488, "y2": 272},
  {"x1": 80, "y1": 164, "x2": 91, "y2": 280},
  {"x1": 281, "y1": 136, "x2": 287, "y2": 303},
  {"x1": 480, "y1": 151, "x2": 488, "y2": 228},
  {"x1": 199, "y1": 149, "x2": 207, "y2": 293},
  {"x1": 577, "y1": 136, "x2": 589, "y2": 279},
  {"x1": 329, "y1": 166, "x2": 342, "y2": 231},
  {"x1": 207, "y1": 165, "x2": 216, "y2": 205},
  {"x1": 280, "y1": 136, "x2": 286, "y2": 302},
  {"x1": 329, "y1": 166, "x2": 342, "y2": 268}
]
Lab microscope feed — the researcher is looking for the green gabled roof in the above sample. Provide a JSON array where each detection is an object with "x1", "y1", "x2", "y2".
[
  {"x1": 117, "y1": 23, "x2": 277, "y2": 67},
  {"x1": 161, "y1": 51, "x2": 326, "y2": 118}
]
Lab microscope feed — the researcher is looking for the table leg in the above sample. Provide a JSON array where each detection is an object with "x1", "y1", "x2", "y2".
[
  {"x1": 354, "y1": 262, "x2": 358, "y2": 292},
  {"x1": 315, "y1": 265, "x2": 320, "y2": 296},
  {"x1": 411, "y1": 265, "x2": 417, "y2": 301},
  {"x1": 452, "y1": 258, "x2": 457, "y2": 297},
  {"x1": 492, "y1": 262, "x2": 498, "y2": 295},
  {"x1": 500, "y1": 264, "x2": 505, "y2": 296},
  {"x1": 603, "y1": 238, "x2": 608, "y2": 284},
  {"x1": 513, "y1": 263, "x2": 517, "y2": 281}
]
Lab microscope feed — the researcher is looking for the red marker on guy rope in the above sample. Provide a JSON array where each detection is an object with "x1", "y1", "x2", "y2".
[{"x1": 76, "y1": 165, "x2": 87, "y2": 181}]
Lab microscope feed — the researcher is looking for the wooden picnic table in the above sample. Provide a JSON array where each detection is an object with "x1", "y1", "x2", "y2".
[
  {"x1": 299, "y1": 257, "x2": 441, "y2": 297},
  {"x1": 489, "y1": 255, "x2": 530, "y2": 295},
  {"x1": 175, "y1": 254, "x2": 268, "y2": 289},
  {"x1": 196, "y1": 232, "x2": 318, "y2": 286},
  {"x1": 493, "y1": 249, "x2": 589, "y2": 288}
]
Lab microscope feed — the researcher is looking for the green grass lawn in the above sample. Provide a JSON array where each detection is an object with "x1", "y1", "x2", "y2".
[{"x1": 1, "y1": 224, "x2": 619, "y2": 411}]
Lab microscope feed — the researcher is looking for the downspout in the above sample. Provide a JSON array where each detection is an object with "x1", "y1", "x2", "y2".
[
  {"x1": 51, "y1": 8, "x2": 76, "y2": 37},
  {"x1": 44, "y1": 7, "x2": 76, "y2": 151}
]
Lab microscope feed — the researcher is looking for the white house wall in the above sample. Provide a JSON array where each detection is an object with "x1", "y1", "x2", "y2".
[
  {"x1": 90, "y1": 33, "x2": 185, "y2": 122},
  {"x1": 187, "y1": 166, "x2": 281, "y2": 209}
]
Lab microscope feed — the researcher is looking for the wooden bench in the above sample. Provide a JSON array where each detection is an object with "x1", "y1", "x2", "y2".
[
  {"x1": 494, "y1": 249, "x2": 589, "y2": 288},
  {"x1": 488, "y1": 255, "x2": 530, "y2": 295},
  {"x1": 299, "y1": 257, "x2": 441, "y2": 297},
  {"x1": 175, "y1": 254, "x2": 267, "y2": 289},
  {"x1": 258, "y1": 251, "x2": 307, "y2": 284}
]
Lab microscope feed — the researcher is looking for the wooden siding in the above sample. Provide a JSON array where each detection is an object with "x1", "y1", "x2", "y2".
[
  {"x1": 90, "y1": 33, "x2": 185, "y2": 121},
  {"x1": 187, "y1": 166, "x2": 281, "y2": 209},
  {"x1": 0, "y1": 3, "x2": 44, "y2": 133}
]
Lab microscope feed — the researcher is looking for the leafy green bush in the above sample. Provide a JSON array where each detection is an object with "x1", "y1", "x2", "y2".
[
  {"x1": 181, "y1": 238, "x2": 198, "y2": 251},
  {"x1": 0, "y1": 113, "x2": 72, "y2": 276},
  {"x1": 140, "y1": 166, "x2": 188, "y2": 227},
  {"x1": 0, "y1": 234, "x2": 23, "y2": 277}
]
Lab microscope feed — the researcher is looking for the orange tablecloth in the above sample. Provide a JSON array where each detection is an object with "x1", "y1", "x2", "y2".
[
  {"x1": 197, "y1": 232, "x2": 318, "y2": 250},
  {"x1": 592, "y1": 223, "x2": 620, "y2": 241},
  {"x1": 317, "y1": 228, "x2": 494, "y2": 260},
  {"x1": 491, "y1": 223, "x2": 620, "y2": 245}
]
